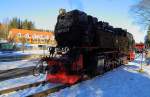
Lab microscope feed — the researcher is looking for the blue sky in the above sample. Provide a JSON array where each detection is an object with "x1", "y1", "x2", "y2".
[{"x1": 0, "y1": 0, "x2": 145, "y2": 42}]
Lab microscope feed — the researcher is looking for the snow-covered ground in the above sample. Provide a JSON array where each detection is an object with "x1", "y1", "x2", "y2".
[
  {"x1": 0, "y1": 51, "x2": 29, "y2": 57},
  {"x1": 0, "y1": 50, "x2": 49, "y2": 70},
  {"x1": 0, "y1": 50, "x2": 49, "y2": 61},
  {"x1": 3, "y1": 83, "x2": 59, "y2": 97},
  {"x1": 0, "y1": 50, "x2": 49, "y2": 57},
  {"x1": 0, "y1": 74, "x2": 46, "y2": 91},
  {"x1": 0, "y1": 74, "x2": 60, "y2": 97},
  {"x1": 0, "y1": 49, "x2": 62, "y2": 70},
  {"x1": 0, "y1": 59, "x2": 39, "y2": 70},
  {"x1": 1, "y1": 54, "x2": 150, "y2": 97}
]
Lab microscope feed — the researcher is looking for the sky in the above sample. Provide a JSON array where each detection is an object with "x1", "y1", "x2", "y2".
[{"x1": 0, "y1": 0, "x2": 146, "y2": 42}]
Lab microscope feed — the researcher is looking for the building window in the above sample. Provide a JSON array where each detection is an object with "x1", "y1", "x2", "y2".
[
  {"x1": 17, "y1": 33, "x2": 22, "y2": 37},
  {"x1": 25, "y1": 33, "x2": 30, "y2": 39}
]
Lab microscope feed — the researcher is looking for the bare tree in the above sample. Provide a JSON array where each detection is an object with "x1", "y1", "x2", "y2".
[
  {"x1": 131, "y1": 0, "x2": 150, "y2": 28},
  {"x1": 131, "y1": 0, "x2": 150, "y2": 47},
  {"x1": 2, "y1": 18, "x2": 9, "y2": 40},
  {"x1": 8, "y1": 34, "x2": 16, "y2": 43},
  {"x1": 19, "y1": 36, "x2": 27, "y2": 53}
]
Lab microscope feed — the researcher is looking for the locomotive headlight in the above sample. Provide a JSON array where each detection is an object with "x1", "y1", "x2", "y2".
[
  {"x1": 43, "y1": 61, "x2": 48, "y2": 66},
  {"x1": 59, "y1": 8, "x2": 66, "y2": 15}
]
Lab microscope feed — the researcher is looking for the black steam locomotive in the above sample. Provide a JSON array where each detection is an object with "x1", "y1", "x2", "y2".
[{"x1": 38, "y1": 9, "x2": 135, "y2": 84}]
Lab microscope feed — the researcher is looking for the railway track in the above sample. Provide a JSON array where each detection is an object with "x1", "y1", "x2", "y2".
[
  {"x1": 0, "y1": 80, "x2": 48, "y2": 95},
  {"x1": 27, "y1": 84, "x2": 69, "y2": 97},
  {"x1": 0, "y1": 79, "x2": 68, "y2": 97},
  {"x1": 26, "y1": 75, "x2": 101, "y2": 97},
  {"x1": 0, "y1": 66, "x2": 35, "y2": 81}
]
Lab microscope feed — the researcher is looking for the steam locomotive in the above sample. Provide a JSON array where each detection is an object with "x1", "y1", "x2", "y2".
[{"x1": 35, "y1": 9, "x2": 135, "y2": 84}]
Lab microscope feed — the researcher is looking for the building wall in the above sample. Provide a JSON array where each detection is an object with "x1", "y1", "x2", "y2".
[{"x1": 8, "y1": 29, "x2": 56, "y2": 47}]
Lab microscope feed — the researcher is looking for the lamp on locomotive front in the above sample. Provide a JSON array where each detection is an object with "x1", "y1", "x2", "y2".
[{"x1": 59, "y1": 8, "x2": 66, "y2": 16}]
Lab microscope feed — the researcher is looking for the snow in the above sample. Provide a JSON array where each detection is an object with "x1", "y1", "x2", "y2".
[
  {"x1": 0, "y1": 49, "x2": 48, "y2": 60},
  {"x1": 0, "y1": 59, "x2": 39, "y2": 70},
  {"x1": 0, "y1": 50, "x2": 49, "y2": 70},
  {"x1": 15, "y1": 50, "x2": 49, "y2": 55},
  {"x1": 0, "y1": 74, "x2": 60, "y2": 97},
  {"x1": 0, "y1": 74, "x2": 46, "y2": 91},
  {"x1": 0, "y1": 51, "x2": 29, "y2": 57},
  {"x1": 0, "y1": 50, "x2": 49, "y2": 57},
  {"x1": 49, "y1": 54, "x2": 150, "y2": 97},
  {"x1": 3, "y1": 83, "x2": 59, "y2": 97}
]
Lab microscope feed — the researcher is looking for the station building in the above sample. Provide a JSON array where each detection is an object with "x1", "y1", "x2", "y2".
[{"x1": 8, "y1": 28, "x2": 56, "y2": 49}]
